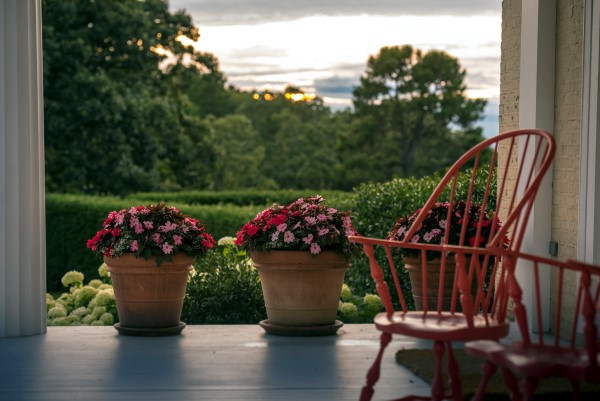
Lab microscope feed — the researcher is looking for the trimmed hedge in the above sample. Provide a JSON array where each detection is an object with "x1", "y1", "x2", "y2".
[
  {"x1": 46, "y1": 191, "x2": 354, "y2": 292},
  {"x1": 46, "y1": 193, "x2": 262, "y2": 291},
  {"x1": 127, "y1": 189, "x2": 354, "y2": 208}
]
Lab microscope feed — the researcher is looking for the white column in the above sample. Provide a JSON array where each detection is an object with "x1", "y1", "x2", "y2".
[
  {"x1": 0, "y1": 0, "x2": 46, "y2": 337},
  {"x1": 518, "y1": 0, "x2": 556, "y2": 332}
]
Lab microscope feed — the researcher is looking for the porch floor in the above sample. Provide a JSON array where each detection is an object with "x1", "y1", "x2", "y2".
[{"x1": 0, "y1": 324, "x2": 433, "y2": 401}]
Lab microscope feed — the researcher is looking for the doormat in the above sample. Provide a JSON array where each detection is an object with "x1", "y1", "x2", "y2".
[{"x1": 395, "y1": 348, "x2": 600, "y2": 401}]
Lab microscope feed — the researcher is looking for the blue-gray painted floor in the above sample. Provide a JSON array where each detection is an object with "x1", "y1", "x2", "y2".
[{"x1": 0, "y1": 324, "x2": 432, "y2": 401}]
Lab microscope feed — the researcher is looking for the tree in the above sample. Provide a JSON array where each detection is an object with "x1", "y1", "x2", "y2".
[
  {"x1": 42, "y1": 0, "x2": 219, "y2": 195},
  {"x1": 348, "y1": 45, "x2": 487, "y2": 181}
]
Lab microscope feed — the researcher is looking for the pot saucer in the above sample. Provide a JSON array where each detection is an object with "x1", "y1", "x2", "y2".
[
  {"x1": 259, "y1": 319, "x2": 343, "y2": 336},
  {"x1": 114, "y1": 322, "x2": 186, "y2": 336}
]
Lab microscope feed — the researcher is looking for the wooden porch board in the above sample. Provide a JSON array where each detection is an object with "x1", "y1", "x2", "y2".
[{"x1": 0, "y1": 324, "x2": 431, "y2": 401}]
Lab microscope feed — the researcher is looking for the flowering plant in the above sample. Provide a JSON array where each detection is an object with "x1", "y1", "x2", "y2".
[
  {"x1": 235, "y1": 195, "x2": 360, "y2": 259},
  {"x1": 387, "y1": 201, "x2": 504, "y2": 258},
  {"x1": 87, "y1": 202, "x2": 216, "y2": 266}
]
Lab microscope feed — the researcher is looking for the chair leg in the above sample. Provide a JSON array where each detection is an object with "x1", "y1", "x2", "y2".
[
  {"x1": 431, "y1": 341, "x2": 446, "y2": 401},
  {"x1": 500, "y1": 367, "x2": 522, "y2": 401},
  {"x1": 446, "y1": 342, "x2": 462, "y2": 401},
  {"x1": 360, "y1": 331, "x2": 392, "y2": 401},
  {"x1": 570, "y1": 380, "x2": 581, "y2": 401},
  {"x1": 521, "y1": 377, "x2": 538, "y2": 401},
  {"x1": 470, "y1": 360, "x2": 497, "y2": 401}
]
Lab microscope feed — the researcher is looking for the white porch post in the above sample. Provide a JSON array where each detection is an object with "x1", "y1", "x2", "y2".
[
  {"x1": 518, "y1": 0, "x2": 556, "y2": 332},
  {"x1": 0, "y1": 0, "x2": 46, "y2": 337}
]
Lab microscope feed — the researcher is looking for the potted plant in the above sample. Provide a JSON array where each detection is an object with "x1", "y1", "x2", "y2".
[
  {"x1": 87, "y1": 202, "x2": 216, "y2": 335},
  {"x1": 235, "y1": 195, "x2": 360, "y2": 335},
  {"x1": 387, "y1": 201, "x2": 504, "y2": 310}
]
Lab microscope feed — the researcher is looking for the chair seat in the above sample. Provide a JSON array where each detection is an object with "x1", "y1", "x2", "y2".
[
  {"x1": 374, "y1": 311, "x2": 510, "y2": 341},
  {"x1": 466, "y1": 340, "x2": 591, "y2": 381}
]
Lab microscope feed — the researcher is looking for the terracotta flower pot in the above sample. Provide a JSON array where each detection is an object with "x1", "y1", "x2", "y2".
[
  {"x1": 104, "y1": 253, "x2": 193, "y2": 335},
  {"x1": 251, "y1": 250, "x2": 349, "y2": 334},
  {"x1": 404, "y1": 255, "x2": 474, "y2": 312}
]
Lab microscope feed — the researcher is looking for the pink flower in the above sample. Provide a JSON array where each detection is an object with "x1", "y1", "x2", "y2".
[
  {"x1": 271, "y1": 232, "x2": 279, "y2": 242},
  {"x1": 130, "y1": 240, "x2": 138, "y2": 252},
  {"x1": 134, "y1": 223, "x2": 144, "y2": 234},
  {"x1": 317, "y1": 214, "x2": 328, "y2": 221},
  {"x1": 284, "y1": 231, "x2": 295, "y2": 243},
  {"x1": 304, "y1": 216, "x2": 317, "y2": 225},
  {"x1": 129, "y1": 216, "x2": 140, "y2": 228},
  {"x1": 276, "y1": 223, "x2": 287, "y2": 233},
  {"x1": 115, "y1": 212, "x2": 125, "y2": 225},
  {"x1": 303, "y1": 234, "x2": 313, "y2": 244},
  {"x1": 411, "y1": 234, "x2": 421, "y2": 243},
  {"x1": 173, "y1": 235, "x2": 183, "y2": 246},
  {"x1": 310, "y1": 242, "x2": 321, "y2": 254},
  {"x1": 159, "y1": 221, "x2": 177, "y2": 232},
  {"x1": 318, "y1": 227, "x2": 329, "y2": 236},
  {"x1": 162, "y1": 242, "x2": 174, "y2": 254},
  {"x1": 439, "y1": 220, "x2": 447, "y2": 229},
  {"x1": 143, "y1": 221, "x2": 154, "y2": 229},
  {"x1": 152, "y1": 233, "x2": 162, "y2": 244}
]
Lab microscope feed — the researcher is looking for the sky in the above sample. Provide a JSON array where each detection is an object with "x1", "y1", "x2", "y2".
[{"x1": 168, "y1": 0, "x2": 501, "y2": 137}]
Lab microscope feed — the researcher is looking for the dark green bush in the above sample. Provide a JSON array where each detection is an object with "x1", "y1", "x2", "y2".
[
  {"x1": 182, "y1": 241, "x2": 266, "y2": 324},
  {"x1": 345, "y1": 166, "x2": 496, "y2": 308}
]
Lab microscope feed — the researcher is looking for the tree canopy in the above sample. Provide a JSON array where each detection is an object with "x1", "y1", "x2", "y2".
[{"x1": 42, "y1": 1, "x2": 489, "y2": 195}]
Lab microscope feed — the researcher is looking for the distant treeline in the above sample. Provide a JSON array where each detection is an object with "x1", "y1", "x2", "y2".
[{"x1": 42, "y1": 0, "x2": 489, "y2": 196}]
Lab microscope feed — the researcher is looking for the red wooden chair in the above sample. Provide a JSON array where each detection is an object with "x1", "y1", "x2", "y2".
[
  {"x1": 465, "y1": 252, "x2": 600, "y2": 401},
  {"x1": 349, "y1": 129, "x2": 556, "y2": 401}
]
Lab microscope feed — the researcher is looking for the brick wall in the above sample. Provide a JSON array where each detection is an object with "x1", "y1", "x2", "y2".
[{"x1": 553, "y1": 0, "x2": 582, "y2": 260}]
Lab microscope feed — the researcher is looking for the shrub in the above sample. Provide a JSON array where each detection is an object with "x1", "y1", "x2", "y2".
[
  {"x1": 345, "y1": 166, "x2": 496, "y2": 308},
  {"x1": 182, "y1": 238, "x2": 266, "y2": 324},
  {"x1": 47, "y1": 266, "x2": 117, "y2": 326},
  {"x1": 336, "y1": 284, "x2": 384, "y2": 323}
]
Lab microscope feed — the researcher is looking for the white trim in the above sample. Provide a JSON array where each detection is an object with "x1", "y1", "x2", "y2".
[
  {"x1": 518, "y1": 0, "x2": 556, "y2": 332},
  {"x1": 0, "y1": 0, "x2": 46, "y2": 337},
  {"x1": 579, "y1": 0, "x2": 600, "y2": 332},
  {"x1": 579, "y1": 0, "x2": 600, "y2": 265}
]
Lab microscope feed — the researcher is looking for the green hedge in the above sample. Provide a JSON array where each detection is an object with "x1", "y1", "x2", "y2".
[
  {"x1": 127, "y1": 189, "x2": 354, "y2": 208},
  {"x1": 46, "y1": 193, "x2": 262, "y2": 291}
]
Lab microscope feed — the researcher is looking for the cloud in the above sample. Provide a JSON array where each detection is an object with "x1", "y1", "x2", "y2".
[
  {"x1": 313, "y1": 75, "x2": 359, "y2": 98},
  {"x1": 170, "y1": 0, "x2": 500, "y2": 26}
]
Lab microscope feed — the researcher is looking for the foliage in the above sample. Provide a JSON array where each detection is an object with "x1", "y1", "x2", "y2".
[
  {"x1": 42, "y1": 0, "x2": 489, "y2": 195},
  {"x1": 341, "y1": 45, "x2": 488, "y2": 188},
  {"x1": 47, "y1": 266, "x2": 117, "y2": 326},
  {"x1": 86, "y1": 202, "x2": 216, "y2": 266},
  {"x1": 336, "y1": 284, "x2": 384, "y2": 323},
  {"x1": 42, "y1": 0, "x2": 225, "y2": 195},
  {"x1": 345, "y1": 166, "x2": 497, "y2": 307},
  {"x1": 182, "y1": 238, "x2": 266, "y2": 324},
  {"x1": 46, "y1": 193, "x2": 261, "y2": 291},
  {"x1": 387, "y1": 201, "x2": 503, "y2": 258},
  {"x1": 127, "y1": 189, "x2": 354, "y2": 208},
  {"x1": 235, "y1": 195, "x2": 360, "y2": 258}
]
